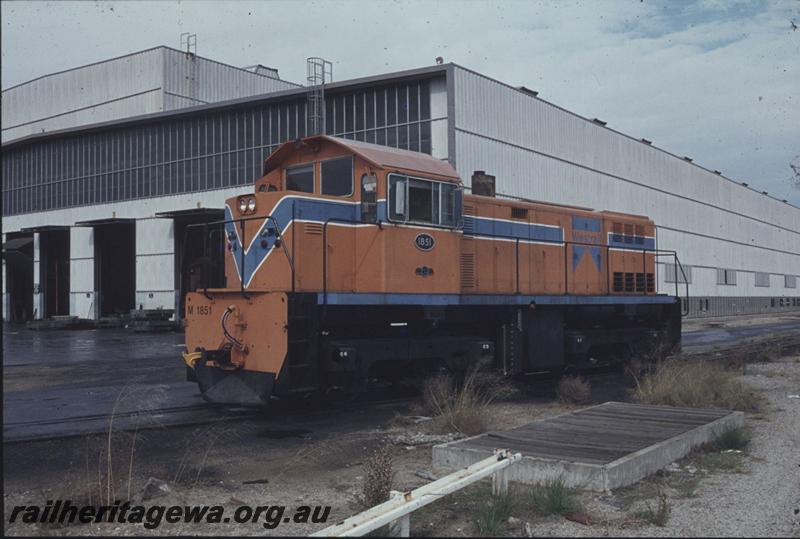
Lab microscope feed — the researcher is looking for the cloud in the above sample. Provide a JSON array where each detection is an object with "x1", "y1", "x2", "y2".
[{"x1": 2, "y1": 0, "x2": 799, "y2": 204}]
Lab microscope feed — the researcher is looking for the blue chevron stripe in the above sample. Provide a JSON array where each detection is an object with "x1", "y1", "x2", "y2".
[{"x1": 224, "y1": 196, "x2": 362, "y2": 287}]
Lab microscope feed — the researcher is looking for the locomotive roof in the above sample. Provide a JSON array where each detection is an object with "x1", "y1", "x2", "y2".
[{"x1": 264, "y1": 135, "x2": 460, "y2": 180}]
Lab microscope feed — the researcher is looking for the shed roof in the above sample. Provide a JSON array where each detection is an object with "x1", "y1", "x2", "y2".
[{"x1": 264, "y1": 136, "x2": 460, "y2": 180}]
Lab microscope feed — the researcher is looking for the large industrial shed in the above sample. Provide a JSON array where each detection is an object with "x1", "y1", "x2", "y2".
[{"x1": 2, "y1": 49, "x2": 799, "y2": 323}]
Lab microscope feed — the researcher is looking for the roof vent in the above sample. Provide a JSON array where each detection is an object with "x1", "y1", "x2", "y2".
[
  {"x1": 243, "y1": 64, "x2": 281, "y2": 79},
  {"x1": 713, "y1": 170, "x2": 722, "y2": 175},
  {"x1": 592, "y1": 118, "x2": 607, "y2": 126},
  {"x1": 516, "y1": 86, "x2": 538, "y2": 97},
  {"x1": 762, "y1": 191, "x2": 768, "y2": 195},
  {"x1": 683, "y1": 156, "x2": 693, "y2": 162},
  {"x1": 782, "y1": 199, "x2": 788, "y2": 203},
  {"x1": 641, "y1": 138, "x2": 652, "y2": 145}
]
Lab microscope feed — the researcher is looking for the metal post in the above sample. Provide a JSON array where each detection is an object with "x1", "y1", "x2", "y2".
[
  {"x1": 239, "y1": 218, "x2": 247, "y2": 298},
  {"x1": 515, "y1": 238, "x2": 520, "y2": 294},
  {"x1": 642, "y1": 247, "x2": 646, "y2": 294},
  {"x1": 387, "y1": 492, "x2": 410, "y2": 537},
  {"x1": 291, "y1": 201, "x2": 296, "y2": 293},
  {"x1": 606, "y1": 245, "x2": 610, "y2": 294},
  {"x1": 202, "y1": 223, "x2": 210, "y2": 299},
  {"x1": 492, "y1": 469, "x2": 509, "y2": 496}
]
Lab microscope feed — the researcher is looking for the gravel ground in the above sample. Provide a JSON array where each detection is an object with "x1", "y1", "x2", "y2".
[
  {"x1": 510, "y1": 356, "x2": 800, "y2": 538},
  {"x1": 5, "y1": 354, "x2": 799, "y2": 537}
]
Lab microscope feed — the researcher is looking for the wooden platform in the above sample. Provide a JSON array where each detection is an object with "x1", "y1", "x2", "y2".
[{"x1": 432, "y1": 402, "x2": 744, "y2": 492}]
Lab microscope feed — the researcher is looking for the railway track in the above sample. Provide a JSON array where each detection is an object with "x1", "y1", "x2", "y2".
[{"x1": 5, "y1": 328, "x2": 798, "y2": 445}]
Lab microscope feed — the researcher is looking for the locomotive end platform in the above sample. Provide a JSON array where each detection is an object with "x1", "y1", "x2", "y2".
[{"x1": 432, "y1": 401, "x2": 743, "y2": 492}]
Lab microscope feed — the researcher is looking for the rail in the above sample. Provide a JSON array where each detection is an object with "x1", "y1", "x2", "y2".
[{"x1": 311, "y1": 450, "x2": 521, "y2": 537}]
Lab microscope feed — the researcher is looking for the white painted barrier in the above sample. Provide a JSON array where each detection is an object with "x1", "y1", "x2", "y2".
[{"x1": 311, "y1": 449, "x2": 521, "y2": 537}]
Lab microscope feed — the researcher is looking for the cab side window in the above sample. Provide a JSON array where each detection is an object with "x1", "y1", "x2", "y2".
[{"x1": 388, "y1": 173, "x2": 461, "y2": 227}]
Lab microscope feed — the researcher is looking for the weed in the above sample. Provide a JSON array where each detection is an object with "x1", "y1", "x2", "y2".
[
  {"x1": 530, "y1": 477, "x2": 578, "y2": 515},
  {"x1": 476, "y1": 492, "x2": 514, "y2": 535},
  {"x1": 755, "y1": 343, "x2": 782, "y2": 363},
  {"x1": 359, "y1": 445, "x2": 395, "y2": 508},
  {"x1": 556, "y1": 375, "x2": 591, "y2": 404},
  {"x1": 635, "y1": 490, "x2": 671, "y2": 527},
  {"x1": 695, "y1": 451, "x2": 745, "y2": 472},
  {"x1": 421, "y1": 368, "x2": 497, "y2": 435},
  {"x1": 631, "y1": 358, "x2": 763, "y2": 412},
  {"x1": 711, "y1": 425, "x2": 751, "y2": 452}
]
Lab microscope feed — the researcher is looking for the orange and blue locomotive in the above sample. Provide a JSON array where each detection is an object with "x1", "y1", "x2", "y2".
[{"x1": 182, "y1": 136, "x2": 684, "y2": 405}]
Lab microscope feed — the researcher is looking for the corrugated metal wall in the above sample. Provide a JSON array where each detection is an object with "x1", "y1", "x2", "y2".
[
  {"x1": 451, "y1": 66, "x2": 800, "y2": 300},
  {"x1": 162, "y1": 48, "x2": 298, "y2": 106},
  {"x1": 1, "y1": 47, "x2": 300, "y2": 143},
  {"x1": 2, "y1": 48, "x2": 165, "y2": 143}
]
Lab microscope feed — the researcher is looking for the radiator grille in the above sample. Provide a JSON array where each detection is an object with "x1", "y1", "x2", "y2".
[{"x1": 460, "y1": 252, "x2": 475, "y2": 288}]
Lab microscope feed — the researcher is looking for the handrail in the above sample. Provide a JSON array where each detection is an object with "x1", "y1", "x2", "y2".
[
  {"x1": 311, "y1": 450, "x2": 521, "y2": 537},
  {"x1": 187, "y1": 214, "x2": 686, "y2": 312}
]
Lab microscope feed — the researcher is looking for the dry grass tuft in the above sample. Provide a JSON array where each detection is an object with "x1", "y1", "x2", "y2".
[
  {"x1": 631, "y1": 358, "x2": 763, "y2": 412},
  {"x1": 421, "y1": 366, "x2": 508, "y2": 436},
  {"x1": 635, "y1": 490, "x2": 671, "y2": 527},
  {"x1": 359, "y1": 445, "x2": 395, "y2": 509},
  {"x1": 556, "y1": 375, "x2": 591, "y2": 404}
]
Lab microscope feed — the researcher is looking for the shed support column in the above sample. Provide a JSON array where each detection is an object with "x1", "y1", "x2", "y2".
[
  {"x1": 135, "y1": 219, "x2": 175, "y2": 314},
  {"x1": 70, "y1": 227, "x2": 96, "y2": 320},
  {"x1": 2, "y1": 233, "x2": 7, "y2": 321},
  {"x1": 32, "y1": 232, "x2": 43, "y2": 320}
]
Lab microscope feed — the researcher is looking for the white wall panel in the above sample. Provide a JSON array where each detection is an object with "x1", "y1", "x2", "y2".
[
  {"x1": 32, "y1": 233, "x2": 42, "y2": 319},
  {"x1": 452, "y1": 67, "x2": 800, "y2": 233},
  {"x1": 135, "y1": 218, "x2": 175, "y2": 311},
  {"x1": 69, "y1": 226, "x2": 95, "y2": 318}
]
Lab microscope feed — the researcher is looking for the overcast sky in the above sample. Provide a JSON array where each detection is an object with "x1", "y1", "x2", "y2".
[{"x1": 2, "y1": 0, "x2": 799, "y2": 204}]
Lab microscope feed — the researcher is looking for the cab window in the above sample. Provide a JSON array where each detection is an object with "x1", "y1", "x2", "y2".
[
  {"x1": 388, "y1": 173, "x2": 461, "y2": 227},
  {"x1": 321, "y1": 156, "x2": 353, "y2": 196},
  {"x1": 286, "y1": 164, "x2": 314, "y2": 193}
]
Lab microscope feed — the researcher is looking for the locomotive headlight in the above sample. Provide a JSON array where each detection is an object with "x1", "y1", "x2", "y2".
[
  {"x1": 247, "y1": 197, "x2": 256, "y2": 213},
  {"x1": 238, "y1": 198, "x2": 247, "y2": 213}
]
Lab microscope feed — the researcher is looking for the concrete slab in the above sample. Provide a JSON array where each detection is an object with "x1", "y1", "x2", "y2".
[{"x1": 432, "y1": 402, "x2": 744, "y2": 492}]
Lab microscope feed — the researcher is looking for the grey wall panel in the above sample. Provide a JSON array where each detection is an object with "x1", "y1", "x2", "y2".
[
  {"x1": 2, "y1": 49, "x2": 165, "y2": 142},
  {"x1": 162, "y1": 48, "x2": 299, "y2": 107},
  {"x1": 3, "y1": 90, "x2": 164, "y2": 141},
  {"x1": 452, "y1": 67, "x2": 799, "y2": 233},
  {"x1": 2, "y1": 47, "x2": 301, "y2": 144}
]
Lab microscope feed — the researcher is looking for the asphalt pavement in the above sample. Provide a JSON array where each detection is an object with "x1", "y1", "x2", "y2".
[{"x1": 2, "y1": 315, "x2": 799, "y2": 443}]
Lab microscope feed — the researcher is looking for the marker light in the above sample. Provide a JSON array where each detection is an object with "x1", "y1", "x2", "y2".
[{"x1": 247, "y1": 198, "x2": 256, "y2": 212}]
